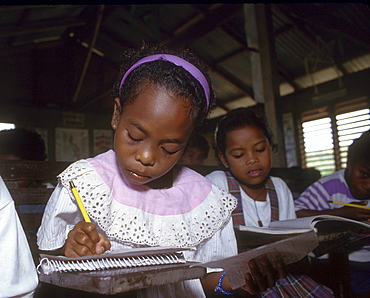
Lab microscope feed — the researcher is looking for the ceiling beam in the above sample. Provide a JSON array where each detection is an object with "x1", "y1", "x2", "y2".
[
  {"x1": 164, "y1": 4, "x2": 256, "y2": 99},
  {"x1": 298, "y1": 4, "x2": 369, "y2": 50},
  {"x1": 166, "y1": 4, "x2": 243, "y2": 48},
  {"x1": 0, "y1": 19, "x2": 85, "y2": 39},
  {"x1": 0, "y1": 5, "x2": 71, "y2": 11},
  {"x1": 274, "y1": 4, "x2": 350, "y2": 76},
  {"x1": 220, "y1": 20, "x2": 300, "y2": 91},
  {"x1": 7, "y1": 7, "x2": 32, "y2": 46},
  {"x1": 0, "y1": 39, "x2": 64, "y2": 56},
  {"x1": 72, "y1": 5, "x2": 105, "y2": 103},
  {"x1": 115, "y1": 5, "x2": 163, "y2": 43}
]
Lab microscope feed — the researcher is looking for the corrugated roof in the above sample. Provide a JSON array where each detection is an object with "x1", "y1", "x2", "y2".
[{"x1": 0, "y1": 4, "x2": 368, "y2": 118}]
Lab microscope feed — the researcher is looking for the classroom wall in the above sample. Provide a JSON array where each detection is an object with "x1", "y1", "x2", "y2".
[
  {"x1": 0, "y1": 103, "x2": 113, "y2": 162},
  {"x1": 1, "y1": 42, "x2": 369, "y2": 166},
  {"x1": 0, "y1": 40, "x2": 119, "y2": 162}
]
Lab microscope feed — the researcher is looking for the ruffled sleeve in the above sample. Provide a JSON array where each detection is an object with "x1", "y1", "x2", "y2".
[{"x1": 37, "y1": 182, "x2": 83, "y2": 250}]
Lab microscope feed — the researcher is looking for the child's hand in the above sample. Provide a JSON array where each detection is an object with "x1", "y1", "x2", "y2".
[
  {"x1": 242, "y1": 256, "x2": 287, "y2": 295},
  {"x1": 334, "y1": 201, "x2": 370, "y2": 221},
  {"x1": 63, "y1": 221, "x2": 111, "y2": 258}
]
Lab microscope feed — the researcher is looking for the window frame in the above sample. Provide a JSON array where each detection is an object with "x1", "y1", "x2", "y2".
[{"x1": 298, "y1": 97, "x2": 369, "y2": 174}]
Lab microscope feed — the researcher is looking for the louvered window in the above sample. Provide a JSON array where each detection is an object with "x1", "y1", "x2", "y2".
[
  {"x1": 301, "y1": 116, "x2": 335, "y2": 177},
  {"x1": 300, "y1": 97, "x2": 370, "y2": 176}
]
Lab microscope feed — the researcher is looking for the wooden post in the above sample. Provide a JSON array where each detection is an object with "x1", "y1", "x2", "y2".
[
  {"x1": 72, "y1": 5, "x2": 105, "y2": 103},
  {"x1": 244, "y1": 4, "x2": 286, "y2": 167}
]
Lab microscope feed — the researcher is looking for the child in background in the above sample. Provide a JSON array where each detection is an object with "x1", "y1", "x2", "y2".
[
  {"x1": 207, "y1": 107, "x2": 334, "y2": 297},
  {"x1": 295, "y1": 129, "x2": 370, "y2": 297},
  {"x1": 37, "y1": 45, "x2": 286, "y2": 297},
  {"x1": 0, "y1": 176, "x2": 38, "y2": 297},
  {"x1": 178, "y1": 133, "x2": 210, "y2": 166},
  {"x1": 207, "y1": 107, "x2": 296, "y2": 228},
  {"x1": 0, "y1": 127, "x2": 48, "y2": 189},
  {"x1": 0, "y1": 127, "x2": 47, "y2": 162}
]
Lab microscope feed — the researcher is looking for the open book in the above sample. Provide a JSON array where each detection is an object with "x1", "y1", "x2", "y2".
[
  {"x1": 237, "y1": 214, "x2": 370, "y2": 233},
  {"x1": 268, "y1": 214, "x2": 370, "y2": 232},
  {"x1": 235, "y1": 215, "x2": 370, "y2": 254},
  {"x1": 198, "y1": 230, "x2": 319, "y2": 290}
]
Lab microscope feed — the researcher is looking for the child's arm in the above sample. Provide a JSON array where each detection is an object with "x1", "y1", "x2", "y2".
[
  {"x1": 62, "y1": 221, "x2": 111, "y2": 257},
  {"x1": 296, "y1": 201, "x2": 370, "y2": 221},
  {"x1": 201, "y1": 256, "x2": 287, "y2": 296}
]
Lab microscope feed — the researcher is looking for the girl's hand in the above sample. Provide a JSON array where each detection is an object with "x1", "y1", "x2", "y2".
[
  {"x1": 62, "y1": 221, "x2": 111, "y2": 258},
  {"x1": 242, "y1": 256, "x2": 287, "y2": 295},
  {"x1": 333, "y1": 201, "x2": 370, "y2": 221}
]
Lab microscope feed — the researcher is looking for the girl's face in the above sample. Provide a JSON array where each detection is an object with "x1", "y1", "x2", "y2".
[
  {"x1": 111, "y1": 83, "x2": 194, "y2": 186},
  {"x1": 219, "y1": 125, "x2": 272, "y2": 189}
]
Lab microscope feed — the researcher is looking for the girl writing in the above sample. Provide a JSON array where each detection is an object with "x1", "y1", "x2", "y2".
[
  {"x1": 37, "y1": 45, "x2": 285, "y2": 297},
  {"x1": 207, "y1": 107, "x2": 296, "y2": 228}
]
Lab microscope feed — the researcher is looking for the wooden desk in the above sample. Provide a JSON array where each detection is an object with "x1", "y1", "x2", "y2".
[
  {"x1": 0, "y1": 160, "x2": 70, "y2": 264},
  {"x1": 38, "y1": 262, "x2": 206, "y2": 295}
]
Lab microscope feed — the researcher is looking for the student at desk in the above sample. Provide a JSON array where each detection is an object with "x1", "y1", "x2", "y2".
[
  {"x1": 206, "y1": 107, "x2": 334, "y2": 296},
  {"x1": 0, "y1": 176, "x2": 38, "y2": 297},
  {"x1": 295, "y1": 130, "x2": 370, "y2": 297},
  {"x1": 206, "y1": 107, "x2": 296, "y2": 228},
  {"x1": 37, "y1": 44, "x2": 288, "y2": 298}
]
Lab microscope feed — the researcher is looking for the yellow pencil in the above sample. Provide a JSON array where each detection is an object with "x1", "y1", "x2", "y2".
[
  {"x1": 328, "y1": 200, "x2": 370, "y2": 210},
  {"x1": 69, "y1": 180, "x2": 91, "y2": 222}
]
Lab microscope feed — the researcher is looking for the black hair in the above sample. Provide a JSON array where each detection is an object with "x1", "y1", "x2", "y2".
[
  {"x1": 347, "y1": 129, "x2": 370, "y2": 164},
  {"x1": 185, "y1": 133, "x2": 210, "y2": 159},
  {"x1": 214, "y1": 107, "x2": 276, "y2": 156},
  {"x1": 112, "y1": 44, "x2": 215, "y2": 132},
  {"x1": 0, "y1": 128, "x2": 47, "y2": 161}
]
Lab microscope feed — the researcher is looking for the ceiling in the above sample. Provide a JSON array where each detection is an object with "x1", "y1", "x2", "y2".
[{"x1": 1, "y1": 4, "x2": 369, "y2": 119}]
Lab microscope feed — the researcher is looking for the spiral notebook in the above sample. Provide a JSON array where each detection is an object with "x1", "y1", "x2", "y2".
[{"x1": 38, "y1": 246, "x2": 192, "y2": 275}]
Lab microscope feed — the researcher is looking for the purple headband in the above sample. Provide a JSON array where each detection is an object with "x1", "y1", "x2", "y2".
[{"x1": 119, "y1": 54, "x2": 210, "y2": 110}]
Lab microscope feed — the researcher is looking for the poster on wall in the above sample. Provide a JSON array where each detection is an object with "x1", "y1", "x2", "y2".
[
  {"x1": 282, "y1": 113, "x2": 298, "y2": 167},
  {"x1": 93, "y1": 129, "x2": 113, "y2": 156},
  {"x1": 55, "y1": 128, "x2": 89, "y2": 162},
  {"x1": 62, "y1": 112, "x2": 85, "y2": 127}
]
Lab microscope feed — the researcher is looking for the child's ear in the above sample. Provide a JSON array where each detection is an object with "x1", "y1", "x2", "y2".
[
  {"x1": 111, "y1": 98, "x2": 122, "y2": 130},
  {"x1": 218, "y1": 152, "x2": 229, "y2": 169}
]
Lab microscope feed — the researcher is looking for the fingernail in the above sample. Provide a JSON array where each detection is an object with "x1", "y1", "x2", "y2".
[
  {"x1": 260, "y1": 257, "x2": 268, "y2": 266},
  {"x1": 96, "y1": 246, "x2": 104, "y2": 254},
  {"x1": 248, "y1": 259, "x2": 256, "y2": 268}
]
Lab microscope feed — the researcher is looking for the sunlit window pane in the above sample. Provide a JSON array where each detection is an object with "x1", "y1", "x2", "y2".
[
  {"x1": 336, "y1": 108, "x2": 370, "y2": 168},
  {"x1": 301, "y1": 117, "x2": 335, "y2": 176},
  {"x1": 0, "y1": 123, "x2": 15, "y2": 131}
]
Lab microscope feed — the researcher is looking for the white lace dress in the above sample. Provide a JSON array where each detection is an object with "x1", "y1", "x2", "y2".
[{"x1": 37, "y1": 150, "x2": 237, "y2": 297}]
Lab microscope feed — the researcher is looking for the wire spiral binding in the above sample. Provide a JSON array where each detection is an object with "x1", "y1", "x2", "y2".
[{"x1": 38, "y1": 252, "x2": 185, "y2": 275}]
